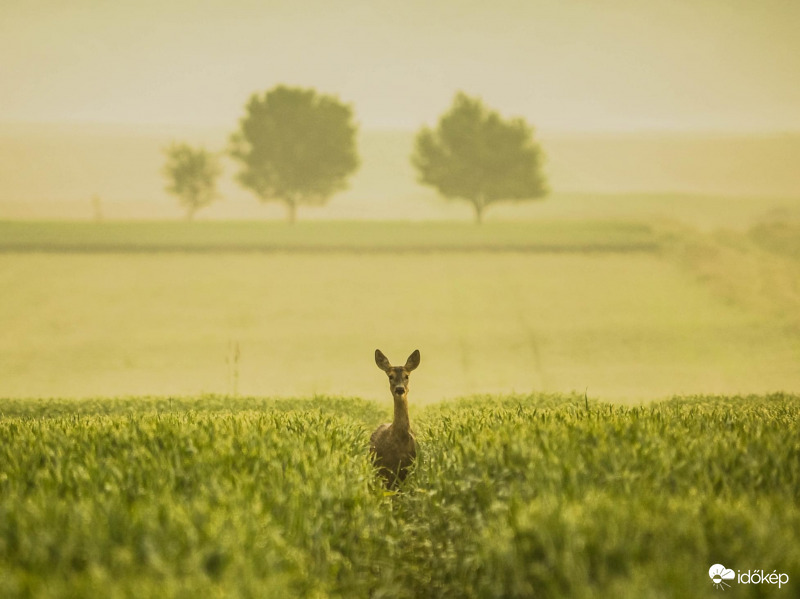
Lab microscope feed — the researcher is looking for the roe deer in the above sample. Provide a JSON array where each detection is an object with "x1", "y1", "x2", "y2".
[{"x1": 370, "y1": 349, "x2": 420, "y2": 488}]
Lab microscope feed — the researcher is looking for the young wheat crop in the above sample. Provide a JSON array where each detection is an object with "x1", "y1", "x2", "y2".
[{"x1": 0, "y1": 393, "x2": 797, "y2": 598}]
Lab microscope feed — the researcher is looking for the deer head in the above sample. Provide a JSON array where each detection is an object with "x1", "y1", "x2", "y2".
[{"x1": 375, "y1": 349, "x2": 420, "y2": 399}]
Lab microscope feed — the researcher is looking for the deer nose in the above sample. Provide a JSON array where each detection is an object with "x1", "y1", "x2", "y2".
[{"x1": 394, "y1": 386, "x2": 405, "y2": 395}]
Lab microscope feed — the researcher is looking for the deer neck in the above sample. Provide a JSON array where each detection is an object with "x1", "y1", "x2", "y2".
[{"x1": 392, "y1": 394, "x2": 410, "y2": 434}]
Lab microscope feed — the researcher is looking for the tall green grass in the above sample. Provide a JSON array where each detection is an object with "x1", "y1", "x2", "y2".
[{"x1": 1, "y1": 393, "x2": 798, "y2": 598}]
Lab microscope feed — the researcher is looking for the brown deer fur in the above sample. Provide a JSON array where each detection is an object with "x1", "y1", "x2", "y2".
[{"x1": 370, "y1": 349, "x2": 420, "y2": 488}]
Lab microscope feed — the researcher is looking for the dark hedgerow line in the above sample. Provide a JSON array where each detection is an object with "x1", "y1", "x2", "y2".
[{"x1": 0, "y1": 220, "x2": 662, "y2": 254}]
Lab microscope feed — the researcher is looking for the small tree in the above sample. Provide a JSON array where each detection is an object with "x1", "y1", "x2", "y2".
[
  {"x1": 229, "y1": 85, "x2": 359, "y2": 223},
  {"x1": 412, "y1": 92, "x2": 548, "y2": 223},
  {"x1": 162, "y1": 144, "x2": 221, "y2": 220}
]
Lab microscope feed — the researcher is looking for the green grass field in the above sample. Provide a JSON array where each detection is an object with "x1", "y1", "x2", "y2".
[
  {"x1": 2, "y1": 220, "x2": 799, "y2": 597},
  {"x1": 1, "y1": 393, "x2": 798, "y2": 598},
  {"x1": 1, "y1": 220, "x2": 798, "y2": 401}
]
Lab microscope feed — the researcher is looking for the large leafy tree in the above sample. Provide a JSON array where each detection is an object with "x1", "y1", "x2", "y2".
[
  {"x1": 412, "y1": 92, "x2": 548, "y2": 223},
  {"x1": 162, "y1": 143, "x2": 221, "y2": 221},
  {"x1": 230, "y1": 85, "x2": 360, "y2": 223}
]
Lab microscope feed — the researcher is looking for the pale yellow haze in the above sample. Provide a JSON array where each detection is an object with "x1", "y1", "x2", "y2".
[{"x1": 2, "y1": 0, "x2": 799, "y2": 132}]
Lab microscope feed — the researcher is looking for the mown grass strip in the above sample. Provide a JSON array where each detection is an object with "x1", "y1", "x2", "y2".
[{"x1": 0, "y1": 220, "x2": 662, "y2": 253}]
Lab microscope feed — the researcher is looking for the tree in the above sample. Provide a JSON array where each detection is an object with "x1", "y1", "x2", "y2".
[
  {"x1": 412, "y1": 92, "x2": 548, "y2": 224},
  {"x1": 229, "y1": 85, "x2": 360, "y2": 224},
  {"x1": 162, "y1": 144, "x2": 221, "y2": 221}
]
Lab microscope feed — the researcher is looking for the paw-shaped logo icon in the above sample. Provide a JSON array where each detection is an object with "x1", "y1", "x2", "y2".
[{"x1": 709, "y1": 564, "x2": 735, "y2": 590}]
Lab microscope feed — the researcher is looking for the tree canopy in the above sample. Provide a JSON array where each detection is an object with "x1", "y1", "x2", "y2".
[
  {"x1": 162, "y1": 143, "x2": 221, "y2": 221},
  {"x1": 229, "y1": 85, "x2": 360, "y2": 223},
  {"x1": 412, "y1": 92, "x2": 548, "y2": 223}
]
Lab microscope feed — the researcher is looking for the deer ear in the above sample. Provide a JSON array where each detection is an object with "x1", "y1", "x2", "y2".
[
  {"x1": 375, "y1": 349, "x2": 392, "y2": 372},
  {"x1": 404, "y1": 349, "x2": 420, "y2": 372}
]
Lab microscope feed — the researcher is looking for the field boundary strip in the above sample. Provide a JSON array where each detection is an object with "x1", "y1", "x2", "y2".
[
  {"x1": 0, "y1": 242, "x2": 662, "y2": 254},
  {"x1": 0, "y1": 220, "x2": 662, "y2": 253}
]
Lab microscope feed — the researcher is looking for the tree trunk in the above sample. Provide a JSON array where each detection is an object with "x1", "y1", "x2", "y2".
[
  {"x1": 286, "y1": 200, "x2": 297, "y2": 225},
  {"x1": 474, "y1": 200, "x2": 485, "y2": 225}
]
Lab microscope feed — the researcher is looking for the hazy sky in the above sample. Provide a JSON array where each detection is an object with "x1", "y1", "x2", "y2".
[{"x1": 2, "y1": 0, "x2": 799, "y2": 131}]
